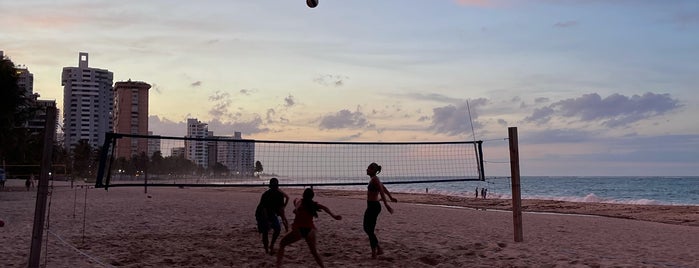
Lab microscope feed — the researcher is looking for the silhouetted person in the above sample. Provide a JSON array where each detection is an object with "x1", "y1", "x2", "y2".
[
  {"x1": 364, "y1": 162, "x2": 397, "y2": 259},
  {"x1": 25, "y1": 178, "x2": 30, "y2": 191},
  {"x1": 276, "y1": 188, "x2": 341, "y2": 268},
  {"x1": 255, "y1": 178, "x2": 289, "y2": 254}
]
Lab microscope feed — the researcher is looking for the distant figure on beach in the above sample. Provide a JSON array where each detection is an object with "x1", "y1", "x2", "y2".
[
  {"x1": 483, "y1": 188, "x2": 488, "y2": 199},
  {"x1": 255, "y1": 178, "x2": 289, "y2": 255},
  {"x1": 475, "y1": 187, "x2": 479, "y2": 198},
  {"x1": 364, "y1": 162, "x2": 397, "y2": 259},
  {"x1": 480, "y1": 188, "x2": 485, "y2": 199},
  {"x1": 25, "y1": 176, "x2": 32, "y2": 191},
  {"x1": 0, "y1": 169, "x2": 6, "y2": 190},
  {"x1": 276, "y1": 188, "x2": 341, "y2": 268}
]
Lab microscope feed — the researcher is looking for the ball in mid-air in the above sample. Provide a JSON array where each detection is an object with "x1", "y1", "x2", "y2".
[{"x1": 307, "y1": 0, "x2": 318, "y2": 8}]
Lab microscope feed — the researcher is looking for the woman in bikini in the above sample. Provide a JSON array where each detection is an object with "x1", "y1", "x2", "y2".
[
  {"x1": 364, "y1": 162, "x2": 397, "y2": 259},
  {"x1": 276, "y1": 188, "x2": 342, "y2": 268}
]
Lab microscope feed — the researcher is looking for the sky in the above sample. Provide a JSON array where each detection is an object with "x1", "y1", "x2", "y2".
[{"x1": 1, "y1": 0, "x2": 698, "y2": 176}]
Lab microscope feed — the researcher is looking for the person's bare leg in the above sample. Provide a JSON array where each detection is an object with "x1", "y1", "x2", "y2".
[
  {"x1": 277, "y1": 230, "x2": 302, "y2": 268},
  {"x1": 270, "y1": 226, "x2": 281, "y2": 255},
  {"x1": 262, "y1": 232, "x2": 270, "y2": 254},
  {"x1": 305, "y1": 230, "x2": 325, "y2": 268}
]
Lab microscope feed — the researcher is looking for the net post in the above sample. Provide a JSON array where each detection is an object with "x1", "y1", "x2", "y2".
[
  {"x1": 477, "y1": 141, "x2": 485, "y2": 181},
  {"x1": 508, "y1": 127, "x2": 523, "y2": 242},
  {"x1": 95, "y1": 132, "x2": 114, "y2": 189},
  {"x1": 28, "y1": 106, "x2": 57, "y2": 267}
]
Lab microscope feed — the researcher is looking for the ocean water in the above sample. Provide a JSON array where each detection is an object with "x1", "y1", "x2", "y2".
[{"x1": 337, "y1": 176, "x2": 699, "y2": 206}]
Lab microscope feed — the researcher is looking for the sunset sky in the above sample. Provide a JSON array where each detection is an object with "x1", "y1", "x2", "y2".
[{"x1": 2, "y1": 0, "x2": 698, "y2": 176}]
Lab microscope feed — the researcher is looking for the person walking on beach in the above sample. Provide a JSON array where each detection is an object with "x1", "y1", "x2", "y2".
[
  {"x1": 255, "y1": 178, "x2": 289, "y2": 255},
  {"x1": 276, "y1": 188, "x2": 342, "y2": 268},
  {"x1": 25, "y1": 176, "x2": 32, "y2": 191},
  {"x1": 364, "y1": 162, "x2": 397, "y2": 259},
  {"x1": 475, "y1": 187, "x2": 479, "y2": 198}
]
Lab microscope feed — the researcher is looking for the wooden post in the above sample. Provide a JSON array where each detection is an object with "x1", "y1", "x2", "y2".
[
  {"x1": 28, "y1": 106, "x2": 57, "y2": 267},
  {"x1": 509, "y1": 127, "x2": 523, "y2": 242}
]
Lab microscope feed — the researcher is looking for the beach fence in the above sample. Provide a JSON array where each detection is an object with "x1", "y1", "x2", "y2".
[{"x1": 94, "y1": 132, "x2": 486, "y2": 190}]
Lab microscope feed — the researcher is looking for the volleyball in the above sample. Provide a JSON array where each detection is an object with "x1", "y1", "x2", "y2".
[{"x1": 307, "y1": 0, "x2": 318, "y2": 8}]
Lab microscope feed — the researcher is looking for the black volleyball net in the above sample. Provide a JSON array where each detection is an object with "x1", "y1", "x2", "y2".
[{"x1": 94, "y1": 132, "x2": 484, "y2": 189}]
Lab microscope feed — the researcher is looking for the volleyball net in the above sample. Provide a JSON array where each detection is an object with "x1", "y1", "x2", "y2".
[{"x1": 94, "y1": 132, "x2": 485, "y2": 189}]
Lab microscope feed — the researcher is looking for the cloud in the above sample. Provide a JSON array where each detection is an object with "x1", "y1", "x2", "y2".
[
  {"x1": 284, "y1": 95, "x2": 295, "y2": 107},
  {"x1": 313, "y1": 74, "x2": 348, "y2": 87},
  {"x1": 524, "y1": 106, "x2": 555, "y2": 125},
  {"x1": 148, "y1": 115, "x2": 186, "y2": 137},
  {"x1": 207, "y1": 117, "x2": 269, "y2": 136},
  {"x1": 554, "y1": 20, "x2": 578, "y2": 28},
  {"x1": 404, "y1": 93, "x2": 463, "y2": 104},
  {"x1": 534, "y1": 97, "x2": 550, "y2": 104},
  {"x1": 151, "y1": 83, "x2": 163, "y2": 94},
  {"x1": 672, "y1": 11, "x2": 699, "y2": 28},
  {"x1": 266, "y1": 108, "x2": 276, "y2": 123},
  {"x1": 524, "y1": 92, "x2": 681, "y2": 127},
  {"x1": 191, "y1": 81, "x2": 202, "y2": 87},
  {"x1": 430, "y1": 98, "x2": 487, "y2": 136},
  {"x1": 319, "y1": 109, "x2": 369, "y2": 129},
  {"x1": 208, "y1": 91, "x2": 232, "y2": 120},
  {"x1": 454, "y1": 0, "x2": 498, "y2": 7},
  {"x1": 336, "y1": 132, "x2": 363, "y2": 141}
]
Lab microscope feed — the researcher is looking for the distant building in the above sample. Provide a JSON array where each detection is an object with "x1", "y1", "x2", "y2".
[
  {"x1": 215, "y1": 132, "x2": 255, "y2": 176},
  {"x1": 113, "y1": 80, "x2": 151, "y2": 159},
  {"x1": 3, "y1": 51, "x2": 58, "y2": 140},
  {"x1": 26, "y1": 100, "x2": 58, "y2": 139},
  {"x1": 147, "y1": 131, "x2": 161, "y2": 157},
  {"x1": 171, "y1": 147, "x2": 185, "y2": 158},
  {"x1": 62, "y1": 52, "x2": 114, "y2": 151},
  {"x1": 185, "y1": 118, "x2": 210, "y2": 168},
  {"x1": 15, "y1": 66, "x2": 34, "y2": 98}
]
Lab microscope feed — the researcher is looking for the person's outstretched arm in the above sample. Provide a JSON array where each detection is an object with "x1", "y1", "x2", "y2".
[
  {"x1": 317, "y1": 203, "x2": 342, "y2": 220},
  {"x1": 382, "y1": 184, "x2": 398, "y2": 202},
  {"x1": 377, "y1": 180, "x2": 394, "y2": 214}
]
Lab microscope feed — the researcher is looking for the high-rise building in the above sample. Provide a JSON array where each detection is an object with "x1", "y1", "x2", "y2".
[
  {"x1": 147, "y1": 131, "x2": 161, "y2": 157},
  {"x1": 16, "y1": 65, "x2": 34, "y2": 98},
  {"x1": 113, "y1": 80, "x2": 150, "y2": 159},
  {"x1": 171, "y1": 147, "x2": 185, "y2": 158},
  {"x1": 185, "y1": 118, "x2": 210, "y2": 168},
  {"x1": 62, "y1": 52, "x2": 114, "y2": 151},
  {"x1": 2, "y1": 51, "x2": 58, "y2": 140},
  {"x1": 216, "y1": 132, "x2": 255, "y2": 176}
]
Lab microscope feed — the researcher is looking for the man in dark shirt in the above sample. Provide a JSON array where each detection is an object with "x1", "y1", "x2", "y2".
[{"x1": 255, "y1": 178, "x2": 289, "y2": 254}]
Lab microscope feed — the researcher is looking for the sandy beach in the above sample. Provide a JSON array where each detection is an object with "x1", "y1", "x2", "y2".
[{"x1": 1, "y1": 180, "x2": 698, "y2": 267}]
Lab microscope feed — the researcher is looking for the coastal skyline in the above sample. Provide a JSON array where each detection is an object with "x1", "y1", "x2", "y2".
[{"x1": 2, "y1": 0, "x2": 698, "y2": 176}]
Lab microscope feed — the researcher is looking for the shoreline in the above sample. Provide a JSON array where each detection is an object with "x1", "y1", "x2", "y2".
[
  {"x1": 4, "y1": 179, "x2": 698, "y2": 227},
  {"x1": 280, "y1": 187, "x2": 699, "y2": 227}
]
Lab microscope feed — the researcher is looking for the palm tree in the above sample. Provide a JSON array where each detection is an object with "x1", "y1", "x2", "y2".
[{"x1": 254, "y1": 161, "x2": 263, "y2": 177}]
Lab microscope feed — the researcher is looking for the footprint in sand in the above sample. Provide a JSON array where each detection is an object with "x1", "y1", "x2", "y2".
[{"x1": 417, "y1": 254, "x2": 443, "y2": 266}]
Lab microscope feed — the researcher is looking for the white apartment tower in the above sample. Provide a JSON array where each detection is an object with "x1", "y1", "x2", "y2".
[
  {"x1": 216, "y1": 132, "x2": 255, "y2": 176},
  {"x1": 185, "y1": 118, "x2": 210, "y2": 168},
  {"x1": 147, "y1": 131, "x2": 161, "y2": 157},
  {"x1": 62, "y1": 52, "x2": 114, "y2": 150}
]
